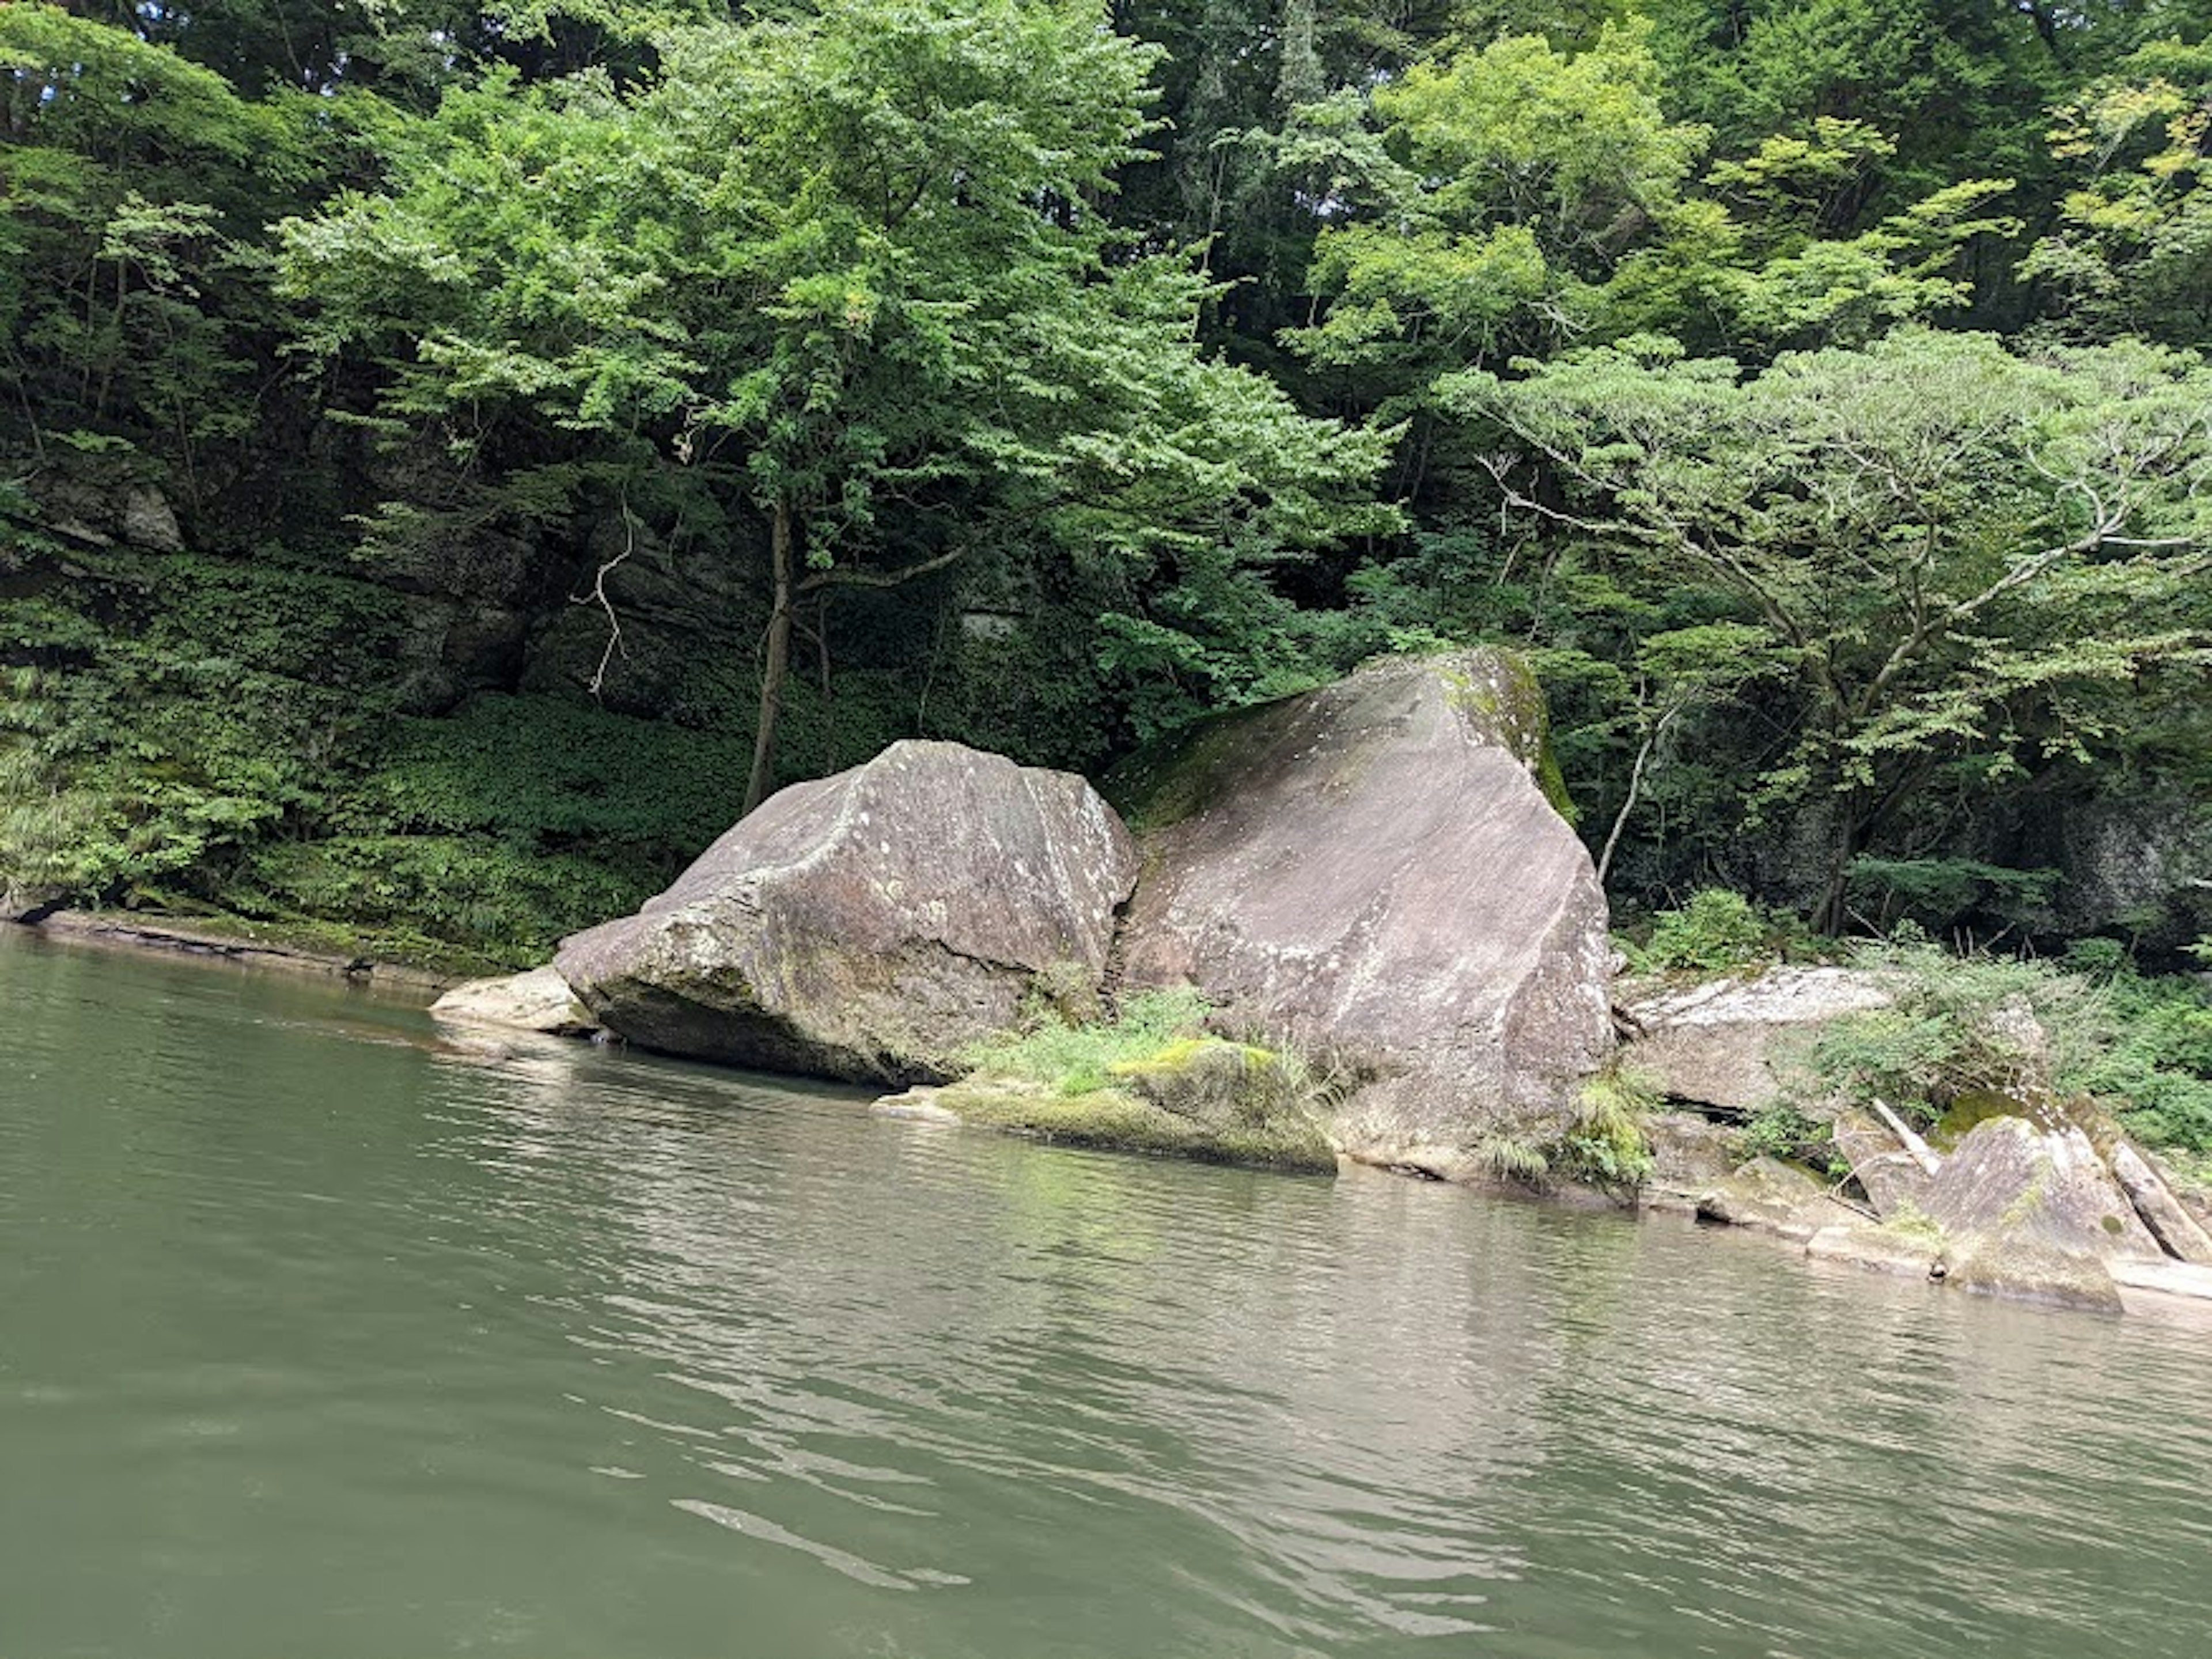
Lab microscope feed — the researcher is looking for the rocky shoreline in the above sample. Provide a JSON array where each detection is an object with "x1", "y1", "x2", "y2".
[{"x1": 27, "y1": 649, "x2": 2209, "y2": 1322}]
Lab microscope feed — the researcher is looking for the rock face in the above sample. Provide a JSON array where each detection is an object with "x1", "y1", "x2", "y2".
[
  {"x1": 555, "y1": 740, "x2": 1135, "y2": 1083},
  {"x1": 1831, "y1": 1109, "x2": 1935, "y2": 1215},
  {"x1": 1639, "y1": 1112, "x2": 1740, "y2": 1213},
  {"x1": 1620, "y1": 967, "x2": 1892, "y2": 1115},
  {"x1": 1906, "y1": 1115, "x2": 2160, "y2": 1309},
  {"x1": 431, "y1": 965, "x2": 599, "y2": 1037},
  {"x1": 1111, "y1": 650, "x2": 1612, "y2": 1164},
  {"x1": 1693, "y1": 1156, "x2": 1859, "y2": 1242},
  {"x1": 2111, "y1": 1143, "x2": 2212, "y2": 1266},
  {"x1": 1923, "y1": 1116, "x2": 2162, "y2": 1262}
]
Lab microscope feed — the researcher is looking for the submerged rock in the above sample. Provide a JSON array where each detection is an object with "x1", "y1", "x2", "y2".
[
  {"x1": 556, "y1": 740, "x2": 1135, "y2": 1084},
  {"x1": 887, "y1": 1073, "x2": 1338, "y2": 1173},
  {"x1": 430, "y1": 965, "x2": 599, "y2": 1037},
  {"x1": 1619, "y1": 966, "x2": 1892, "y2": 1116},
  {"x1": 1110, "y1": 649, "x2": 1612, "y2": 1168}
]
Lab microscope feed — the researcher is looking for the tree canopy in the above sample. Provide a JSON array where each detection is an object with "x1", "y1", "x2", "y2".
[{"x1": 5, "y1": 0, "x2": 2211, "y2": 970}]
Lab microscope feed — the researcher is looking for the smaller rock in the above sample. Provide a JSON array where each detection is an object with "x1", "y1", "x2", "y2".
[
  {"x1": 1620, "y1": 966, "x2": 1892, "y2": 1116},
  {"x1": 431, "y1": 965, "x2": 599, "y2": 1036},
  {"x1": 931, "y1": 1075, "x2": 1338, "y2": 1173},
  {"x1": 2109, "y1": 1142, "x2": 2212, "y2": 1266},
  {"x1": 119, "y1": 484, "x2": 184, "y2": 554},
  {"x1": 1639, "y1": 1112, "x2": 1740, "y2": 1214},
  {"x1": 871, "y1": 1088, "x2": 963, "y2": 1126},
  {"x1": 1109, "y1": 1039, "x2": 1300, "y2": 1131},
  {"x1": 2111, "y1": 1257, "x2": 2212, "y2": 1317},
  {"x1": 1831, "y1": 1109, "x2": 1934, "y2": 1218},
  {"x1": 1695, "y1": 1156, "x2": 1859, "y2": 1242},
  {"x1": 1806, "y1": 1223, "x2": 1945, "y2": 1281}
]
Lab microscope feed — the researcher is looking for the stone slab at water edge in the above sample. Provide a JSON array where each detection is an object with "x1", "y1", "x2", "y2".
[
  {"x1": 1110, "y1": 649, "x2": 1614, "y2": 1171},
  {"x1": 555, "y1": 740, "x2": 1135, "y2": 1082}
]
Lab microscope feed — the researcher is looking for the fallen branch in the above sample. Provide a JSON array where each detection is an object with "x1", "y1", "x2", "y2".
[{"x1": 1870, "y1": 1097, "x2": 1942, "y2": 1176}]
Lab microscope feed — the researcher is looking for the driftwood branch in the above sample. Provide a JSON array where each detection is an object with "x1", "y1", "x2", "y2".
[{"x1": 1870, "y1": 1097, "x2": 1942, "y2": 1176}]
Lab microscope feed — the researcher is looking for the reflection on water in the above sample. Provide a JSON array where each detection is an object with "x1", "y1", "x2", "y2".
[{"x1": 2, "y1": 927, "x2": 2208, "y2": 1659}]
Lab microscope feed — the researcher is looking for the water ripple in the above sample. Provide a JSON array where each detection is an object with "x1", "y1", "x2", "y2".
[{"x1": 5, "y1": 930, "x2": 2210, "y2": 1659}]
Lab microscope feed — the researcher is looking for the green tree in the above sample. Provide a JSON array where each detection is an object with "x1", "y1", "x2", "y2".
[
  {"x1": 1452, "y1": 328, "x2": 2212, "y2": 927},
  {"x1": 282, "y1": 0, "x2": 1387, "y2": 810},
  {"x1": 2021, "y1": 40, "x2": 2212, "y2": 347}
]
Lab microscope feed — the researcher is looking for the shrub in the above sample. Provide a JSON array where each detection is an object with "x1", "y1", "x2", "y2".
[
  {"x1": 962, "y1": 988, "x2": 1214, "y2": 1094},
  {"x1": 1628, "y1": 888, "x2": 1796, "y2": 974},
  {"x1": 1798, "y1": 942, "x2": 2212, "y2": 1156}
]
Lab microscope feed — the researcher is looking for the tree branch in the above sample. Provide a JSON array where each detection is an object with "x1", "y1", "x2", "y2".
[{"x1": 796, "y1": 546, "x2": 963, "y2": 593}]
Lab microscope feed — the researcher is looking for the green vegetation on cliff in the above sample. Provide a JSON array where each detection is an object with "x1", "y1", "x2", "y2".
[{"x1": 5, "y1": 0, "x2": 2211, "y2": 997}]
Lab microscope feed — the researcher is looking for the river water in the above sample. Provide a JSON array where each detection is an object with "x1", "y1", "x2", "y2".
[{"x1": 3, "y1": 929, "x2": 2208, "y2": 1659}]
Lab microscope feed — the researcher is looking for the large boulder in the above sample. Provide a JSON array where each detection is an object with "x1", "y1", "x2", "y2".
[
  {"x1": 1916, "y1": 1115, "x2": 2160, "y2": 1309},
  {"x1": 1922, "y1": 1115, "x2": 2162, "y2": 1262},
  {"x1": 1109, "y1": 650, "x2": 1612, "y2": 1165},
  {"x1": 555, "y1": 740, "x2": 1135, "y2": 1083},
  {"x1": 1619, "y1": 967, "x2": 1892, "y2": 1116}
]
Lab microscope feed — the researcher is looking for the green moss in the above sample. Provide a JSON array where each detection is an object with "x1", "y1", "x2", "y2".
[
  {"x1": 963, "y1": 988, "x2": 1214, "y2": 1094},
  {"x1": 1933, "y1": 1089, "x2": 2033, "y2": 1148},
  {"x1": 1101, "y1": 704, "x2": 1271, "y2": 834},
  {"x1": 1878, "y1": 1202, "x2": 1948, "y2": 1245},
  {"x1": 935, "y1": 1078, "x2": 1337, "y2": 1174},
  {"x1": 1439, "y1": 653, "x2": 1575, "y2": 822}
]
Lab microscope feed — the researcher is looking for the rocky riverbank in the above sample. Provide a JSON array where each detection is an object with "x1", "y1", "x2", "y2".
[{"x1": 412, "y1": 649, "x2": 2212, "y2": 1319}]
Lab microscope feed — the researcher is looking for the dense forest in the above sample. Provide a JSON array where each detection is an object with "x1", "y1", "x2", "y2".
[{"x1": 4, "y1": 0, "x2": 2211, "y2": 977}]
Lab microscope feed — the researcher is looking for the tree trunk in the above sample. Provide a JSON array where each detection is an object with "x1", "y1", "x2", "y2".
[{"x1": 744, "y1": 498, "x2": 796, "y2": 817}]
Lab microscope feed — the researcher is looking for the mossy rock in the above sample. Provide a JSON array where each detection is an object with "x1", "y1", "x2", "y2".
[
  {"x1": 931, "y1": 1075, "x2": 1337, "y2": 1175},
  {"x1": 1107, "y1": 1037, "x2": 1298, "y2": 1130}
]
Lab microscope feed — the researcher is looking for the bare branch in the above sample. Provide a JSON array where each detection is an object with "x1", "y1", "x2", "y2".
[{"x1": 571, "y1": 488, "x2": 637, "y2": 700}]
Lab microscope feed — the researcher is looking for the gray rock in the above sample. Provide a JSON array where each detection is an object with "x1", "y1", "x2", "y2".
[
  {"x1": 556, "y1": 740, "x2": 1135, "y2": 1084},
  {"x1": 1922, "y1": 1116, "x2": 2163, "y2": 1262},
  {"x1": 2111, "y1": 1257, "x2": 2212, "y2": 1316},
  {"x1": 1831, "y1": 1109, "x2": 1935, "y2": 1217},
  {"x1": 2110, "y1": 1142, "x2": 2212, "y2": 1266},
  {"x1": 1619, "y1": 966, "x2": 1892, "y2": 1116},
  {"x1": 1945, "y1": 1237, "x2": 2123, "y2": 1315},
  {"x1": 118, "y1": 484, "x2": 183, "y2": 554},
  {"x1": 1640, "y1": 1111, "x2": 1740, "y2": 1213},
  {"x1": 430, "y1": 965, "x2": 600, "y2": 1037},
  {"x1": 1111, "y1": 650, "x2": 1612, "y2": 1164},
  {"x1": 870, "y1": 1089, "x2": 963, "y2": 1126},
  {"x1": 1694, "y1": 1156, "x2": 1860, "y2": 1242}
]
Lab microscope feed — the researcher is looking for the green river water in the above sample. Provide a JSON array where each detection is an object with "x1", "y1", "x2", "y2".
[{"x1": 3, "y1": 928, "x2": 2209, "y2": 1659}]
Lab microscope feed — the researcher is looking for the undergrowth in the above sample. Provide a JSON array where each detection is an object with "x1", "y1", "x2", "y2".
[
  {"x1": 1797, "y1": 939, "x2": 2212, "y2": 1157},
  {"x1": 961, "y1": 987, "x2": 1214, "y2": 1094}
]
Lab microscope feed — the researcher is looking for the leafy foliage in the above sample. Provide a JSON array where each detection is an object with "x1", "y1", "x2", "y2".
[
  {"x1": 1800, "y1": 942, "x2": 2212, "y2": 1154},
  {"x1": 5, "y1": 0, "x2": 2212, "y2": 999},
  {"x1": 963, "y1": 988, "x2": 1215, "y2": 1097}
]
